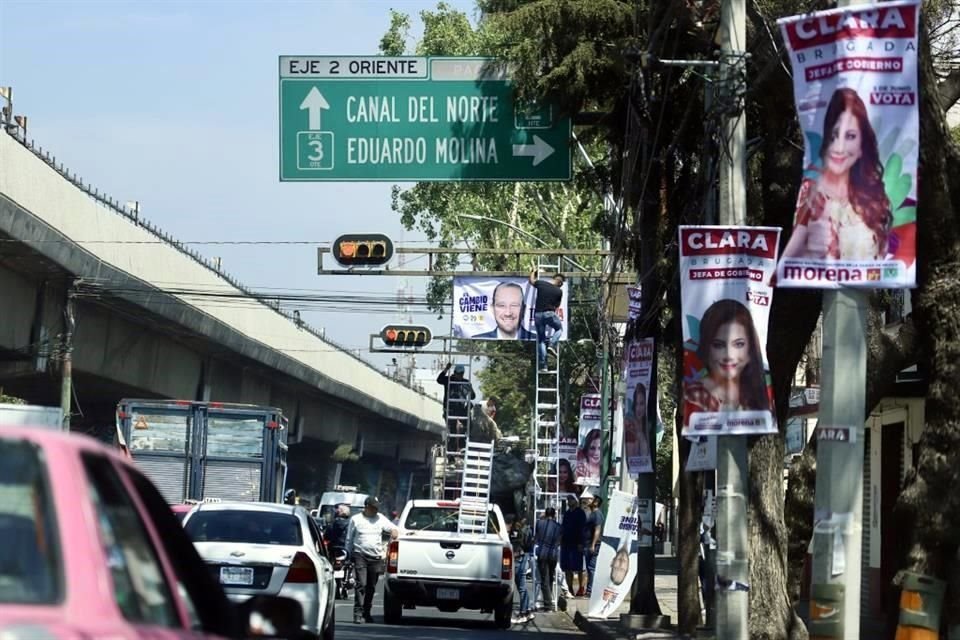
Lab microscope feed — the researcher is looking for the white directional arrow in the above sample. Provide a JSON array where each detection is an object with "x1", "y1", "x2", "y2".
[
  {"x1": 299, "y1": 87, "x2": 330, "y2": 131},
  {"x1": 512, "y1": 135, "x2": 555, "y2": 167}
]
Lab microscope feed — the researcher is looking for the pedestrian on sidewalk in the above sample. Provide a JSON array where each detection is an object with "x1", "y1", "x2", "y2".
[
  {"x1": 583, "y1": 493, "x2": 604, "y2": 597},
  {"x1": 534, "y1": 507, "x2": 562, "y2": 612},
  {"x1": 509, "y1": 515, "x2": 535, "y2": 622},
  {"x1": 345, "y1": 496, "x2": 398, "y2": 624},
  {"x1": 560, "y1": 494, "x2": 588, "y2": 598},
  {"x1": 528, "y1": 268, "x2": 564, "y2": 371}
]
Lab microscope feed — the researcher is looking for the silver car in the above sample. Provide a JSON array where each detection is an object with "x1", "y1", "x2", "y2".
[{"x1": 184, "y1": 502, "x2": 335, "y2": 639}]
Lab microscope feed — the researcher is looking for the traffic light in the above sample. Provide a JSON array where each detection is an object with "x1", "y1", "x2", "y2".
[
  {"x1": 380, "y1": 325, "x2": 432, "y2": 348},
  {"x1": 332, "y1": 234, "x2": 393, "y2": 267}
]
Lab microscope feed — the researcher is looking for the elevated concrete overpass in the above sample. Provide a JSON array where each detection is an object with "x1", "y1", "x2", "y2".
[{"x1": 0, "y1": 131, "x2": 443, "y2": 511}]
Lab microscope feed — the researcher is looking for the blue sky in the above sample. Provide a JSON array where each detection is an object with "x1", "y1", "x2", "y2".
[{"x1": 0, "y1": 0, "x2": 477, "y2": 372}]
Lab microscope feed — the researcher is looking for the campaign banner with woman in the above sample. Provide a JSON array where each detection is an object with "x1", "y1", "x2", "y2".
[
  {"x1": 587, "y1": 490, "x2": 641, "y2": 619},
  {"x1": 623, "y1": 338, "x2": 654, "y2": 475},
  {"x1": 679, "y1": 226, "x2": 781, "y2": 438},
  {"x1": 452, "y1": 276, "x2": 570, "y2": 341},
  {"x1": 550, "y1": 437, "x2": 579, "y2": 497},
  {"x1": 574, "y1": 395, "x2": 602, "y2": 487},
  {"x1": 776, "y1": 1, "x2": 920, "y2": 289}
]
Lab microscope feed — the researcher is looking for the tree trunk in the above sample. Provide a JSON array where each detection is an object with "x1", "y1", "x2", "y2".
[
  {"x1": 677, "y1": 429, "x2": 705, "y2": 634},
  {"x1": 892, "y1": 25, "x2": 960, "y2": 633},
  {"x1": 744, "y1": 31, "x2": 824, "y2": 630},
  {"x1": 749, "y1": 282, "x2": 820, "y2": 640}
]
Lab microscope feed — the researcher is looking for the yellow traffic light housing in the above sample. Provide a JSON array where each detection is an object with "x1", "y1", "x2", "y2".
[
  {"x1": 332, "y1": 234, "x2": 394, "y2": 266},
  {"x1": 380, "y1": 325, "x2": 432, "y2": 348}
]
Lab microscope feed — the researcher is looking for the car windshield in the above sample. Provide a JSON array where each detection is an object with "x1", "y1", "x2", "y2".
[
  {"x1": 403, "y1": 507, "x2": 499, "y2": 534},
  {"x1": 185, "y1": 510, "x2": 303, "y2": 546},
  {"x1": 0, "y1": 438, "x2": 61, "y2": 604}
]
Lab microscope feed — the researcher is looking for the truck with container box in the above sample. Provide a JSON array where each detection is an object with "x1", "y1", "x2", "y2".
[
  {"x1": 0, "y1": 403, "x2": 63, "y2": 429},
  {"x1": 116, "y1": 398, "x2": 288, "y2": 504}
]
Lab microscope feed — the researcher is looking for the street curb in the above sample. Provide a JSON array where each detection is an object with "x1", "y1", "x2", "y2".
[
  {"x1": 569, "y1": 610, "x2": 707, "y2": 640},
  {"x1": 572, "y1": 611, "x2": 620, "y2": 640}
]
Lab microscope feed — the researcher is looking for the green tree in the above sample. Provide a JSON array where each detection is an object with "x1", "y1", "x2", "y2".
[
  {"x1": 382, "y1": 1, "x2": 960, "y2": 636},
  {"x1": 468, "y1": 0, "x2": 960, "y2": 637},
  {"x1": 380, "y1": 2, "x2": 609, "y2": 440}
]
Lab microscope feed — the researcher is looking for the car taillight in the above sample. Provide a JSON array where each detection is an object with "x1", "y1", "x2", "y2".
[
  {"x1": 387, "y1": 540, "x2": 399, "y2": 574},
  {"x1": 501, "y1": 547, "x2": 513, "y2": 580},
  {"x1": 285, "y1": 551, "x2": 318, "y2": 583}
]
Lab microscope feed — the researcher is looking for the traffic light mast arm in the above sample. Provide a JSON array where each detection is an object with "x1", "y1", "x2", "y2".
[
  {"x1": 369, "y1": 334, "x2": 488, "y2": 355},
  {"x1": 318, "y1": 246, "x2": 622, "y2": 279}
]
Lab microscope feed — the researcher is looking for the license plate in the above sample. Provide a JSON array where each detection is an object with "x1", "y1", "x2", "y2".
[
  {"x1": 334, "y1": 569, "x2": 344, "y2": 579},
  {"x1": 220, "y1": 566, "x2": 254, "y2": 586},
  {"x1": 436, "y1": 588, "x2": 460, "y2": 600}
]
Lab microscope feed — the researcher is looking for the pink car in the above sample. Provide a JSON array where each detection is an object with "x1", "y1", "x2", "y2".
[{"x1": 0, "y1": 426, "x2": 308, "y2": 639}]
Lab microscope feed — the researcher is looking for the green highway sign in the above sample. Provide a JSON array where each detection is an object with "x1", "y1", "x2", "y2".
[{"x1": 279, "y1": 56, "x2": 571, "y2": 182}]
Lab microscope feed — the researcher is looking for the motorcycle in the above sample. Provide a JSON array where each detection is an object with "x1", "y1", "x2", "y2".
[{"x1": 332, "y1": 547, "x2": 355, "y2": 600}]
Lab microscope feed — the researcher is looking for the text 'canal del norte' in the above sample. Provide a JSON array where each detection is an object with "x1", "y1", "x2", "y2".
[{"x1": 279, "y1": 56, "x2": 571, "y2": 181}]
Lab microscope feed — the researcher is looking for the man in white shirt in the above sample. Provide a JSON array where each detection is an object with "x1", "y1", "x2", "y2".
[{"x1": 345, "y1": 495, "x2": 399, "y2": 624}]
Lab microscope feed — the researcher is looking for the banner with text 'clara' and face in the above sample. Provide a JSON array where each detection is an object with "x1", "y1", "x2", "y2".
[
  {"x1": 776, "y1": 1, "x2": 920, "y2": 289},
  {"x1": 574, "y1": 394, "x2": 602, "y2": 487},
  {"x1": 623, "y1": 338, "x2": 654, "y2": 476},
  {"x1": 679, "y1": 226, "x2": 780, "y2": 438},
  {"x1": 452, "y1": 276, "x2": 569, "y2": 341}
]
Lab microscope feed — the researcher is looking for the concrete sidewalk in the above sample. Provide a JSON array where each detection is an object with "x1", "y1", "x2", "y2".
[{"x1": 561, "y1": 555, "x2": 698, "y2": 640}]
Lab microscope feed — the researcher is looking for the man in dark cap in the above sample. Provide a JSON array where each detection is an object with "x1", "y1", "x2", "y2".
[
  {"x1": 436, "y1": 363, "x2": 476, "y2": 449},
  {"x1": 437, "y1": 363, "x2": 476, "y2": 421},
  {"x1": 345, "y1": 495, "x2": 398, "y2": 623}
]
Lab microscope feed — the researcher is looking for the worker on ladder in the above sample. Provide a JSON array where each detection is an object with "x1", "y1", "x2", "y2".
[
  {"x1": 437, "y1": 362, "x2": 476, "y2": 430},
  {"x1": 529, "y1": 269, "x2": 565, "y2": 371}
]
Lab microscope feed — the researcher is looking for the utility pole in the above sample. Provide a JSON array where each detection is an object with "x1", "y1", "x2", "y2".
[
  {"x1": 60, "y1": 283, "x2": 76, "y2": 432},
  {"x1": 715, "y1": 0, "x2": 749, "y2": 637},
  {"x1": 808, "y1": 0, "x2": 870, "y2": 636}
]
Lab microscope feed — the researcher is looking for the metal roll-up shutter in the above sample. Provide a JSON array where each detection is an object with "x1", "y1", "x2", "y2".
[
  {"x1": 203, "y1": 460, "x2": 261, "y2": 502},
  {"x1": 135, "y1": 456, "x2": 189, "y2": 504}
]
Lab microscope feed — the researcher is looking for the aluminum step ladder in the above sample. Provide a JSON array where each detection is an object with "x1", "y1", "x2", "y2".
[
  {"x1": 531, "y1": 255, "x2": 563, "y2": 610},
  {"x1": 533, "y1": 254, "x2": 563, "y2": 519},
  {"x1": 430, "y1": 444, "x2": 446, "y2": 500},
  {"x1": 457, "y1": 440, "x2": 494, "y2": 535},
  {"x1": 442, "y1": 364, "x2": 474, "y2": 501}
]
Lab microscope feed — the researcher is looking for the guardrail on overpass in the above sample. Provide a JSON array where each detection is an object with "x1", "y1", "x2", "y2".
[{"x1": 0, "y1": 129, "x2": 444, "y2": 433}]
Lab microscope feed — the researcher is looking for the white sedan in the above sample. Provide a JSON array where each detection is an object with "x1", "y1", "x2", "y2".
[{"x1": 184, "y1": 501, "x2": 335, "y2": 639}]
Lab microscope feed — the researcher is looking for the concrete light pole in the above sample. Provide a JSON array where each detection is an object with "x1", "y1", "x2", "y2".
[
  {"x1": 808, "y1": 0, "x2": 871, "y2": 636},
  {"x1": 60, "y1": 284, "x2": 76, "y2": 432},
  {"x1": 715, "y1": 0, "x2": 749, "y2": 637}
]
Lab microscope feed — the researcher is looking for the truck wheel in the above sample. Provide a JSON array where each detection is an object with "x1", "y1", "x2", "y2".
[
  {"x1": 494, "y1": 601, "x2": 512, "y2": 629},
  {"x1": 383, "y1": 591, "x2": 402, "y2": 625}
]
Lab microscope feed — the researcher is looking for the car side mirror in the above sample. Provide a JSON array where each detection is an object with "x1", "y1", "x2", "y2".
[{"x1": 236, "y1": 595, "x2": 313, "y2": 639}]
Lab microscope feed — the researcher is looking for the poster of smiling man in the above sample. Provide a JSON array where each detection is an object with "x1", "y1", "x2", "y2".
[
  {"x1": 587, "y1": 490, "x2": 644, "y2": 619},
  {"x1": 776, "y1": 0, "x2": 920, "y2": 288},
  {"x1": 452, "y1": 276, "x2": 569, "y2": 341},
  {"x1": 679, "y1": 226, "x2": 781, "y2": 438}
]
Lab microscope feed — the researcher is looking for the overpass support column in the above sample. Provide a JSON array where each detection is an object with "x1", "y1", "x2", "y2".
[{"x1": 60, "y1": 283, "x2": 76, "y2": 432}]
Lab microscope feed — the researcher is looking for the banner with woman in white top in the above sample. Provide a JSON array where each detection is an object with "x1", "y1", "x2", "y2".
[{"x1": 776, "y1": 1, "x2": 920, "y2": 288}]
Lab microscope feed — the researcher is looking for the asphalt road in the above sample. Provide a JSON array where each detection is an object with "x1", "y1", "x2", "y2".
[{"x1": 332, "y1": 580, "x2": 582, "y2": 640}]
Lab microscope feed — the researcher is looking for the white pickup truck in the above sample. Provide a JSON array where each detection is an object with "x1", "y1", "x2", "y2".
[{"x1": 383, "y1": 499, "x2": 514, "y2": 628}]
